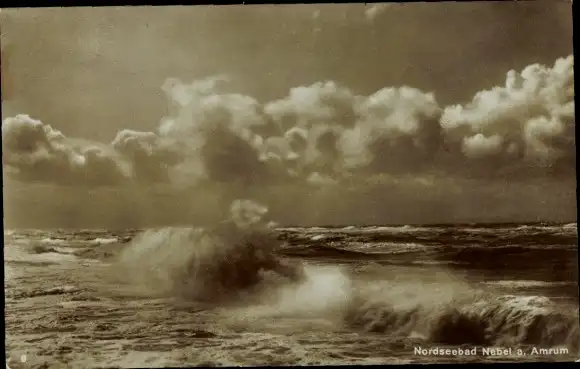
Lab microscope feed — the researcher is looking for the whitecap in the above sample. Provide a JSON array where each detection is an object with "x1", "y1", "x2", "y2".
[
  {"x1": 90, "y1": 237, "x2": 119, "y2": 245},
  {"x1": 484, "y1": 280, "x2": 574, "y2": 289},
  {"x1": 40, "y1": 237, "x2": 67, "y2": 245},
  {"x1": 310, "y1": 235, "x2": 327, "y2": 241}
]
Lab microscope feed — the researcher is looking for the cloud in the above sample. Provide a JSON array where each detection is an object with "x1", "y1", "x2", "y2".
[
  {"x1": 158, "y1": 76, "x2": 292, "y2": 186},
  {"x1": 264, "y1": 81, "x2": 359, "y2": 131},
  {"x1": 111, "y1": 129, "x2": 182, "y2": 183},
  {"x1": 440, "y1": 55, "x2": 575, "y2": 177},
  {"x1": 2, "y1": 114, "x2": 130, "y2": 185},
  {"x1": 2, "y1": 115, "x2": 180, "y2": 186},
  {"x1": 263, "y1": 81, "x2": 361, "y2": 176},
  {"x1": 462, "y1": 133, "x2": 504, "y2": 159},
  {"x1": 3, "y1": 55, "x2": 575, "y2": 189},
  {"x1": 340, "y1": 86, "x2": 442, "y2": 174},
  {"x1": 262, "y1": 82, "x2": 441, "y2": 178}
]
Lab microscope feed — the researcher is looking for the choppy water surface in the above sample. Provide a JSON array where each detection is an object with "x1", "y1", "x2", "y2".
[{"x1": 4, "y1": 223, "x2": 579, "y2": 367}]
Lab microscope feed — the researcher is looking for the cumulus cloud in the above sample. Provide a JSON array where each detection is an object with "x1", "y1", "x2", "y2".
[
  {"x1": 340, "y1": 86, "x2": 442, "y2": 174},
  {"x1": 157, "y1": 78, "x2": 366, "y2": 186},
  {"x1": 263, "y1": 81, "x2": 361, "y2": 177},
  {"x1": 158, "y1": 76, "x2": 289, "y2": 186},
  {"x1": 462, "y1": 133, "x2": 504, "y2": 159},
  {"x1": 3, "y1": 55, "x2": 574, "y2": 188},
  {"x1": 2, "y1": 115, "x2": 181, "y2": 186},
  {"x1": 2, "y1": 114, "x2": 129, "y2": 185},
  {"x1": 111, "y1": 129, "x2": 182, "y2": 183},
  {"x1": 261, "y1": 82, "x2": 443, "y2": 178},
  {"x1": 441, "y1": 55, "x2": 575, "y2": 177},
  {"x1": 265, "y1": 81, "x2": 359, "y2": 131}
]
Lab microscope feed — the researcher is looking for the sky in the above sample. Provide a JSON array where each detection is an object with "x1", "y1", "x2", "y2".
[{"x1": 1, "y1": 2, "x2": 576, "y2": 228}]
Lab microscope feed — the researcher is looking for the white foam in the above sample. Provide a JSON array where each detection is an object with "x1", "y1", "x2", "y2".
[
  {"x1": 5, "y1": 246, "x2": 78, "y2": 264},
  {"x1": 271, "y1": 265, "x2": 352, "y2": 315},
  {"x1": 349, "y1": 225, "x2": 431, "y2": 234},
  {"x1": 310, "y1": 234, "x2": 327, "y2": 241},
  {"x1": 40, "y1": 238, "x2": 67, "y2": 245},
  {"x1": 90, "y1": 237, "x2": 119, "y2": 245},
  {"x1": 349, "y1": 241, "x2": 429, "y2": 254},
  {"x1": 53, "y1": 247, "x2": 78, "y2": 254},
  {"x1": 485, "y1": 280, "x2": 573, "y2": 288}
]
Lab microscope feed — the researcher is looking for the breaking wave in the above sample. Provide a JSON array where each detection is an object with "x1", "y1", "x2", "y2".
[
  {"x1": 484, "y1": 280, "x2": 576, "y2": 288},
  {"x1": 9, "y1": 285, "x2": 81, "y2": 300},
  {"x1": 218, "y1": 256, "x2": 579, "y2": 350},
  {"x1": 113, "y1": 200, "x2": 304, "y2": 301},
  {"x1": 40, "y1": 237, "x2": 67, "y2": 245},
  {"x1": 107, "y1": 200, "x2": 578, "y2": 350},
  {"x1": 89, "y1": 237, "x2": 119, "y2": 245},
  {"x1": 344, "y1": 283, "x2": 579, "y2": 349}
]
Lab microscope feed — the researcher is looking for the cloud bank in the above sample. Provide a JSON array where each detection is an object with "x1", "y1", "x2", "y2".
[{"x1": 2, "y1": 56, "x2": 575, "y2": 189}]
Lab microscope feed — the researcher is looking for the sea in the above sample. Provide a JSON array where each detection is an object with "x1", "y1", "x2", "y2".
[{"x1": 4, "y1": 222, "x2": 580, "y2": 367}]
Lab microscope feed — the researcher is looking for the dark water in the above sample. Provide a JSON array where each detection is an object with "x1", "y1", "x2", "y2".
[{"x1": 4, "y1": 223, "x2": 579, "y2": 367}]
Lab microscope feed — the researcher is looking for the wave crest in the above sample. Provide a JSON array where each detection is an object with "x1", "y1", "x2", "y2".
[
  {"x1": 114, "y1": 223, "x2": 302, "y2": 301},
  {"x1": 345, "y1": 285, "x2": 579, "y2": 349}
]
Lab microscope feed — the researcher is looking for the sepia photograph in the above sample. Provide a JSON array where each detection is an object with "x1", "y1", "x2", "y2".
[{"x1": 2, "y1": 2, "x2": 578, "y2": 367}]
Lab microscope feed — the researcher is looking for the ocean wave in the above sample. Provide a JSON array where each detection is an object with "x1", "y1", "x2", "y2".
[
  {"x1": 279, "y1": 227, "x2": 577, "y2": 251},
  {"x1": 13, "y1": 214, "x2": 572, "y2": 350},
  {"x1": 5, "y1": 246, "x2": 78, "y2": 265},
  {"x1": 29, "y1": 244, "x2": 76, "y2": 256},
  {"x1": 278, "y1": 237, "x2": 575, "y2": 267},
  {"x1": 9, "y1": 285, "x2": 80, "y2": 300},
  {"x1": 344, "y1": 285, "x2": 579, "y2": 349},
  {"x1": 280, "y1": 244, "x2": 376, "y2": 260},
  {"x1": 515, "y1": 224, "x2": 577, "y2": 233},
  {"x1": 360, "y1": 225, "x2": 432, "y2": 233},
  {"x1": 283, "y1": 226, "x2": 329, "y2": 233},
  {"x1": 40, "y1": 237, "x2": 68, "y2": 245},
  {"x1": 220, "y1": 259, "x2": 579, "y2": 349},
  {"x1": 104, "y1": 208, "x2": 575, "y2": 349},
  {"x1": 347, "y1": 242, "x2": 431, "y2": 254},
  {"x1": 52, "y1": 247, "x2": 79, "y2": 255},
  {"x1": 438, "y1": 245, "x2": 577, "y2": 268},
  {"x1": 483, "y1": 280, "x2": 576, "y2": 288},
  {"x1": 89, "y1": 237, "x2": 119, "y2": 245},
  {"x1": 112, "y1": 223, "x2": 305, "y2": 301},
  {"x1": 309, "y1": 234, "x2": 329, "y2": 241}
]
